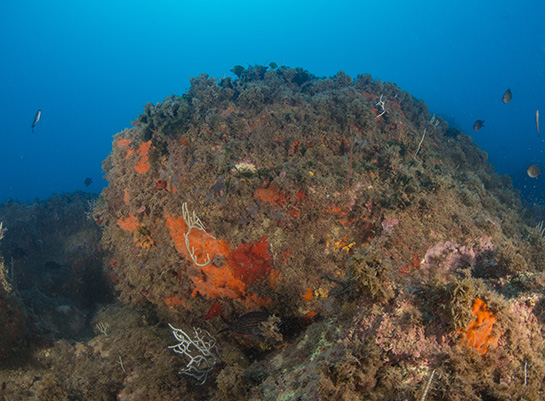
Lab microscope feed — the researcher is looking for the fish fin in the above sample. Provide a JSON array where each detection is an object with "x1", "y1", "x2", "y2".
[
  {"x1": 220, "y1": 314, "x2": 233, "y2": 326},
  {"x1": 252, "y1": 327, "x2": 264, "y2": 336},
  {"x1": 217, "y1": 327, "x2": 231, "y2": 335}
]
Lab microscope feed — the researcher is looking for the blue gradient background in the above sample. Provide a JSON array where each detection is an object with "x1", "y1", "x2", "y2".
[{"x1": 1, "y1": 1, "x2": 544, "y2": 203}]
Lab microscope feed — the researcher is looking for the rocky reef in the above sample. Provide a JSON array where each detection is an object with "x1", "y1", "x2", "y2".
[
  {"x1": 1, "y1": 65, "x2": 545, "y2": 400},
  {"x1": 0, "y1": 221, "x2": 26, "y2": 361}
]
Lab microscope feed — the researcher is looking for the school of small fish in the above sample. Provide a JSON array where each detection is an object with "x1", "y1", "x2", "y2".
[
  {"x1": 474, "y1": 88, "x2": 542, "y2": 179},
  {"x1": 27, "y1": 80, "x2": 543, "y2": 193},
  {"x1": 29, "y1": 109, "x2": 96, "y2": 188}
]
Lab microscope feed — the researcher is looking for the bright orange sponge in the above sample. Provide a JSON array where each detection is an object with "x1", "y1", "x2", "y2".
[
  {"x1": 165, "y1": 213, "x2": 272, "y2": 308},
  {"x1": 134, "y1": 140, "x2": 152, "y2": 174},
  {"x1": 457, "y1": 298, "x2": 500, "y2": 355},
  {"x1": 117, "y1": 214, "x2": 139, "y2": 232}
]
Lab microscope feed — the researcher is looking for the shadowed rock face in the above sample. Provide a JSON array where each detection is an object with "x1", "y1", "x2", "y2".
[{"x1": 0, "y1": 191, "x2": 111, "y2": 354}]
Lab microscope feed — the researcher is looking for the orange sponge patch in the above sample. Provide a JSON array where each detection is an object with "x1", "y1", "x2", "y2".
[
  {"x1": 117, "y1": 214, "x2": 139, "y2": 232},
  {"x1": 165, "y1": 214, "x2": 242, "y2": 297},
  {"x1": 254, "y1": 183, "x2": 286, "y2": 206},
  {"x1": 163, "y1": 295, "x2": 187, "y2": 308},
  {"x1": 302, "y1": 287, "x2": 315, "y2": 300},
  {"x1": 190, "y1": 264, "x2": 246, "y2": 300},
  {"x1": 165, "y1": 215, "x2": 230, "y2": 262},
  {"x1": 165, "y1": 213, "x2": 272, "y2": 307},
  {"x1": 117, "y1": 138, "x2": 132, "y2": 147},
  {"x1": 458, "y1": 298, "x2": 501, "y2": 355},
  {"x1": 227, "y1": 236, "x2": 273, "y2": 284},
  {"x1": 134, "y1": 140, "x2": 152, "y2": 174}
]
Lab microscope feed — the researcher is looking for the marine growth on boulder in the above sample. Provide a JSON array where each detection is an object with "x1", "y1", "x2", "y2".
[{"x1": 85, "y1": 65, "x2": 545, "y2": 399}]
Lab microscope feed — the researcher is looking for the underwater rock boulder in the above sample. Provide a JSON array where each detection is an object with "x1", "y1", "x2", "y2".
[
  {"x1": 2, "y1": 67, "x2": 545, "y2": 401},
  {"x1": 97, "y1": 65, "x2": 535, "y2": 330},
  {"x1": 0, "y1": 65, "x2": 534, "y2": 399},
  {"x1": 98, "y1": 67, "x2": 413, "y2": 318}
]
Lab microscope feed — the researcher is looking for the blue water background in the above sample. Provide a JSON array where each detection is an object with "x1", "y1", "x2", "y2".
[{"x1": 1, "y1": 0, "x2": 544, "y2": 203}]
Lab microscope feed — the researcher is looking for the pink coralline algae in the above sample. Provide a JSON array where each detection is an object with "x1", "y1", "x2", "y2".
[
  {"x1": 381, "y1": 217, "x2": 399, "y2": 233},
  {"x1": 341, "y1": 298, "x2": 451, "y2": 365},
  {"x1": 420, "y1": 237, "x2": 495, "y2": 283},
  {"x1": 232, "y1": 157, "x2": 256, "y2": 174}
]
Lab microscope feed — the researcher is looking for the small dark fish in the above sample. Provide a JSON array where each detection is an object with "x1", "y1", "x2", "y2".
[
  {"x1": 219, "y1": 311, "x2": 271, "y2": 336},
  {"x1": 527, "y1": 165, "x2": 541, "y2": 178},
  {"x1": 83, "y1": 177, "x2": 93, "y2": 187},
  {"x1": 10, "y1": 246, "x2": 27, "y2": 259},
  {"x1": 537, "y1": 110, "x2": 540, "y2": 138},
  {"x1": 44, "y1": 261, "x2": 63, "y2": 270},
  {"x1": 31, "y1": 109, "x2": 42, "y2": 133},
  {"x1": 473, "y1": 119, "x2": 485, "y2": 131},
  {"x1": 502, "y1": 88, "x2": 512, "y2": 104}
]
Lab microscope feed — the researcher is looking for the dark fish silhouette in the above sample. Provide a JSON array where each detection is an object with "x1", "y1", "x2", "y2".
[
  {"x1": 473, "y1": 119, "x2": 485, "y2": 131},
  {"x1": 527, "y1": 165, "x2": 541, "y2": 178},
  {"x1": 502, "y1": 88, "x2": 512, "y2": 104},
  {"x1": 219, "y1": 311, "x2": 271, "y2": 336},
  {"x1": 83, "y1": 177, "x2": 93, "y2": 187},
  {"x1": 31, "y1": 109, "x2": 41, "y2": 133},
  {"x1": 537, "y1": 110, "x2": 540, "y2": 138}
]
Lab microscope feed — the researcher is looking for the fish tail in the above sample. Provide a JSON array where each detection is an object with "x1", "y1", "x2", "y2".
[{"x1": 217, "y1": 327, "x2": 232, "y2": 335}]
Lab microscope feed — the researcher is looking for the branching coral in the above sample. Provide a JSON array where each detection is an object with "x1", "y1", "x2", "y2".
[{"x1": 168, "y1": 324, "x2": 220, "y2": 385}]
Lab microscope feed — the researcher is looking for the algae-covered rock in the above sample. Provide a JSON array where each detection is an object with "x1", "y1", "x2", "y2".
[
  {"x1": 0, "y1": 260, "x2": 26, "y2": 360},
  {"x1": 99, "y1": 65, "x2": 449, "y2": 322},
  {"x1": 91, "y1": 65, "x2": 545, "y2": 399}
]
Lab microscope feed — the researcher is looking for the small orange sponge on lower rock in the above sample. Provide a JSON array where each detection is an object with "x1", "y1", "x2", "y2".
[{"x1": 457, "y1": 298, "x2": 501, "y2": 355}]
